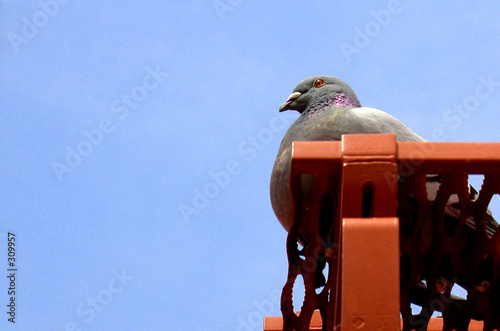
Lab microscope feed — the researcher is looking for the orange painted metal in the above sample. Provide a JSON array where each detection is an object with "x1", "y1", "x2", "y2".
[
  {"x1": 338, "y1": 134, "x2": 398, "y2": 218},
  {"x1": 271, "y1": 134, "x2": 500, "y2": 331},
  {"x1": 292, "y1": 140, "x2": 500, "y2": 174},
  {"x1": 340, "y1": 217, "x2": 400, "y2": 331},
  {"x1": 264, "y1": 312, "x2": 323, "y2": 331},
  {"x1": 328, "y1": 134, "x2": 400, "y2": 330},
  {"x1": 263, "y1": 312, "x2": 485, "y2": 331}
]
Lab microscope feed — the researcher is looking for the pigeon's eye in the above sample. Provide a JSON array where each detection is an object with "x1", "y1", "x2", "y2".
[{"x1": 314, "y1": 79, "x2": 325, "y2": 88}]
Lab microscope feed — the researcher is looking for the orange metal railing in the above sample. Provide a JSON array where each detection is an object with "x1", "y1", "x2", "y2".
[
  {"x1": 264, "y1": 311, "x2": 485, "y2": 330},
  {"x1": 265, "y1": 134, "x2": 500, "y2": 331}
]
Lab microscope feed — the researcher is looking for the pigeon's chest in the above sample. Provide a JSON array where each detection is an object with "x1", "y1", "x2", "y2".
[{"x1": 290, "y1": 110, "x2": 344, "y2": 141}]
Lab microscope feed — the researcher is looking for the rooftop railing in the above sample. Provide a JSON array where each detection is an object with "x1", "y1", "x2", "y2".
[{"x1": 265, "y1": 134, "x2": 500, "y2": 331}]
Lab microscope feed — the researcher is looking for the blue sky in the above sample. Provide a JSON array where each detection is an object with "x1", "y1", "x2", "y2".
[{"x1": 1, "y1": 1, "x2": 500, "y2": 330}]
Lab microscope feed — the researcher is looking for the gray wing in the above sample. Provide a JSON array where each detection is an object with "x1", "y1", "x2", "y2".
[{"x1": 334, "y1": 107, "x2": 425, "y2": 142}]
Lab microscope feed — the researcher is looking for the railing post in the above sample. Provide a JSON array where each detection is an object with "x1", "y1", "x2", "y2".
[{"x1": 327, "y1": 134, "x2": 400, "y2": 330}]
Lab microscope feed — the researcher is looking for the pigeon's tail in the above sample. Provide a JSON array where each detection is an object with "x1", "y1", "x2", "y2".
[{"x1": 425, "y1": 175, "x2": 499, "y2": 237}]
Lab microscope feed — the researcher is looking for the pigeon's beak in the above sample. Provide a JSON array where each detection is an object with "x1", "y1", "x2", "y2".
[{"x1": 279, "y1": 92, "x2": 302, "y2": 112}]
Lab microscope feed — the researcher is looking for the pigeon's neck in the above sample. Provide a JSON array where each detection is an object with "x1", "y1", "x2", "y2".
[
  {"x1": 306, "y1": 93, "x2": 359, "y2": 113},
  {"x1": 333, "y1": 94, "x2": 358, "y2": 107}
]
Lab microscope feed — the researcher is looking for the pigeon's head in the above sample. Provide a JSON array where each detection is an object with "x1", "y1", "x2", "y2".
[{"x1": 279, "y1": 76, "x2": 361, "y2": 113}]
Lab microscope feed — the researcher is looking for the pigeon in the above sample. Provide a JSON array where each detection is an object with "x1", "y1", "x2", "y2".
[{"x1": 270, "y1": 75, "x2": 499, "y2": 237}]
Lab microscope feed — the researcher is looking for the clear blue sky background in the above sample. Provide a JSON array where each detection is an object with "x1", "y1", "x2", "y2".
[{"x1": 1, "y1": 1, "x2": 500, "y2": 330}]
